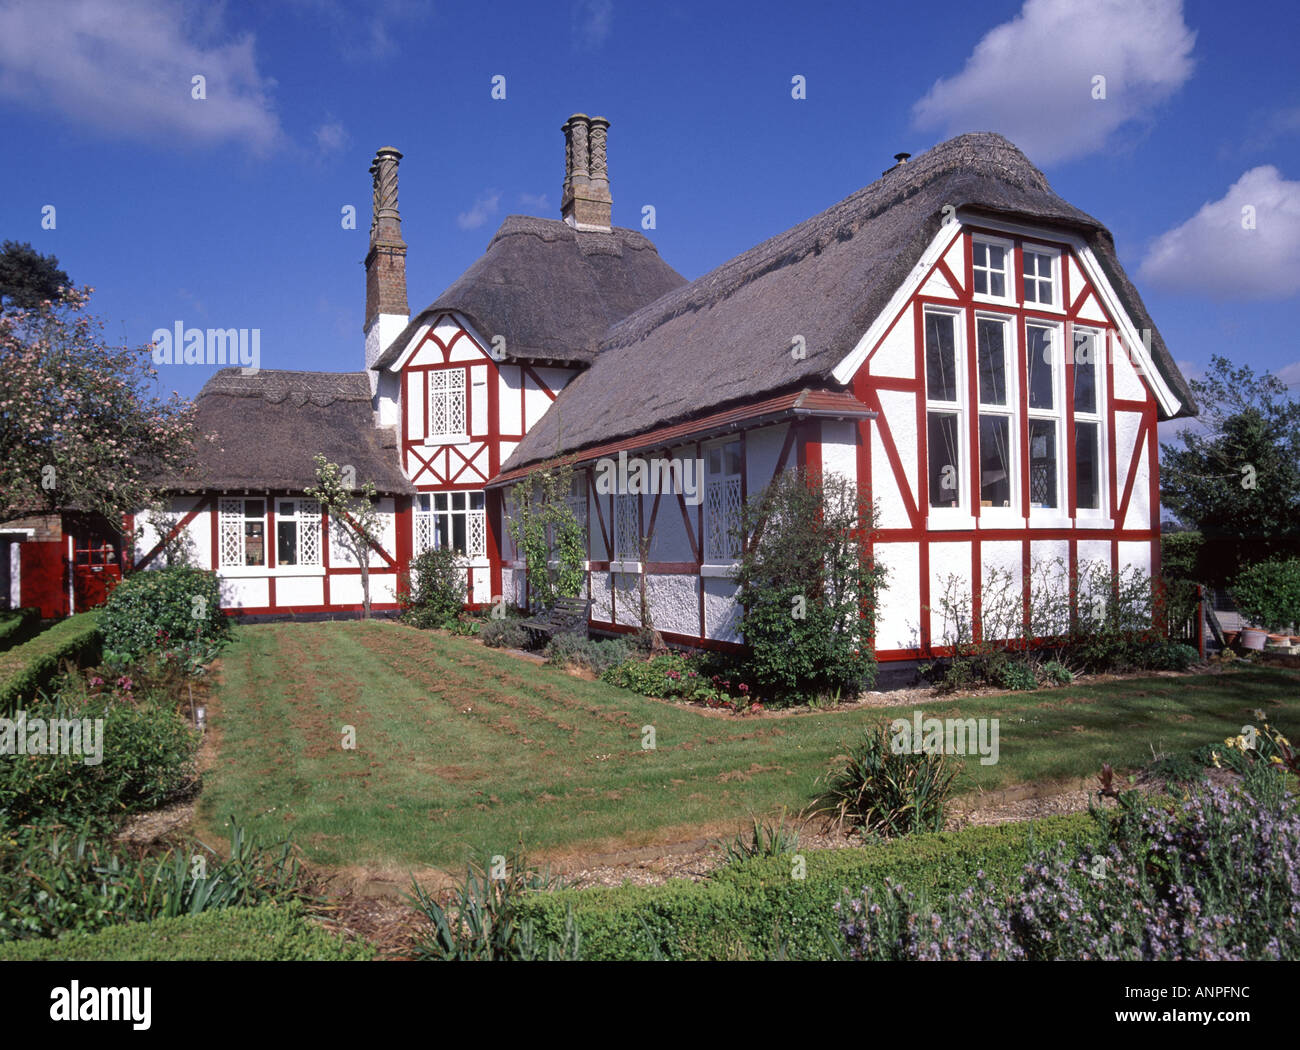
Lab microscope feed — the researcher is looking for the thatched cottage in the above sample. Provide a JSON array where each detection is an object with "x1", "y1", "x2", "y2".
[{"x1": 119, "y1": 115, "x2": 1194, "y2": 665}]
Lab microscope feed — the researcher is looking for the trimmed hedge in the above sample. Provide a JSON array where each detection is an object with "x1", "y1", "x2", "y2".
[
  {"x1": 0, "y1": 612, "x2": 101, "y2": 714},
  {"x1": 0, "y1": 901, "x2": 374, "y2": 961},
  {"x1": 513, "y1": 813, "x2": 1103, "y2": 960},
  {"x1": 0, "y1": 608, "x2": 40, "y2": 653}
]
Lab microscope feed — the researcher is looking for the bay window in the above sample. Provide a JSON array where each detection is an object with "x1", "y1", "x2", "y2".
[
  {"x1": 1025, "y1": 322, "x2": 1063, "y2": 511},
  {"x1": 1073, "y1": 327, "x2": 1104, "y2": 514},
  {"x1": 976, "y1": 315, "x2": 1016, "y2": 510},
  {"x1": 925, "y1": 309, "x2": 965, "y2": 510}
]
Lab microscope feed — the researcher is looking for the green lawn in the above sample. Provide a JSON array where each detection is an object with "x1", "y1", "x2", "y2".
[{"x1": 198, "y1": 620, "x2": 1300, "y2": 870}]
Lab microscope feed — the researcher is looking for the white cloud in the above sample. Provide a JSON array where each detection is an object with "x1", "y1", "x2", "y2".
[
  {"x1": 517, "y1": 192, "x2": 550, "y2": 213},
  {"x1": 457, "y1": 192, "x2": 501, "y2": 231},
  {"x1": 314, "y1": 120, "x2": 348, "y2": 154},
  {"x1": 1138, "y1": 166, "x2": 1300, "y2": 300},
  {"x1": 0, "y1": 0, "x2": 281, "y2": 152},
  {"x1": 1275, "y1": 360, "x2": 1300, "y2": 389},
  {"x1": 911, "y1": 0, "x2": 1195, "y2": 165},
  {"x1": 572, "y1": 0, "x2": 612, "y2": 50},
  {"x1": 289, "y1": 0, "x2": 431, "y2": 61}
]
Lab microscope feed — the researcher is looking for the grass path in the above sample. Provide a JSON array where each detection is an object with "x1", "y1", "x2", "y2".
[{"x1": 197, "y1": 620, "x2": 1300, "y2": 870}]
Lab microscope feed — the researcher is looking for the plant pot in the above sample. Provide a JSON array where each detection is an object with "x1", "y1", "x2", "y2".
[
  {"x1": 1223, "y1": 630, "x2": 1239, "y2": 648},
  {"x1": 1239, "y1": 628, "x2": 1267, "y2": 651},
  {"x1": 1268, "y1": 633, "x2": 1289, "y2": 645}
]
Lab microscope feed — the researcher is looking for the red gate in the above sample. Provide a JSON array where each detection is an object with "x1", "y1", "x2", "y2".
[
  {"x1": 72, "y1": 536, "x2": 122, "y2": 610},
  {"x1": 19, "y1": 541, "x2": 67, "y2": 618}
]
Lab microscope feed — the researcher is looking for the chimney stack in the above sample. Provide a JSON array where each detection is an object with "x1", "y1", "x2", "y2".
[
  {"x1": 561, "y1": 113, "x2": 612, "y2": 230},
  {"x1": 364, "y1": 147, "x2": 409, "y2": 385}
]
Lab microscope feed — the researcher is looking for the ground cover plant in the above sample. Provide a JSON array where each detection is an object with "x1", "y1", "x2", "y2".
[{"x1": 199, "y1": 619, "x2": 1300, "y2": 870}]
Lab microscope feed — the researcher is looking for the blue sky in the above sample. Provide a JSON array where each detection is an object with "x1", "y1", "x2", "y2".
[{"x1": 1, "y1": 0, "x2": 1297, "y2": 440}]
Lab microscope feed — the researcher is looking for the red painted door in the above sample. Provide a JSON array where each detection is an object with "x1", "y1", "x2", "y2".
[
  {"x1": 19, "y1": 541, "x2": 67, "y2": 618},
  {"x1": 72, "y1": 537, "x2": 122, "y2": 610}
]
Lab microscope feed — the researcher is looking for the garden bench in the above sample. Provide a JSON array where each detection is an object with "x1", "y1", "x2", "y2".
[{"x1": 519, "y1": 596, "x2": 592, "y2": 647}]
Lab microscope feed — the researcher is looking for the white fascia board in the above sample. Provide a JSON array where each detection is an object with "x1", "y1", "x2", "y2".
[
  {"x1": 831, "y1": 222, "x2": 961, "y2": 384},
  {"x1": 386, "y1": 317, "x2": 434, "y2": 372},
  {"x1": 955, "y1": 212, "x2": 1182, "y2": 417}
]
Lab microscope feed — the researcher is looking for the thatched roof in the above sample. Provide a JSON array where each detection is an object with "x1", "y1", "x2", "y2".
[
  {"x1": 374, "y1": 216, "x2": 686, "y2": 369},
  {"x1": 504, "y1": 132, "x2": 1195, "y2": 474},
  {"x1": 161, "y1": 369, "x2": 414, "y2": 495}
]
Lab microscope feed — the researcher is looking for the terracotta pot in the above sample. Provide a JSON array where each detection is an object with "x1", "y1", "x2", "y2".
[
  {"x1": 1239, "y1": 628, "x2": 1267, "y2": 651},
  {"x1": 1223, "y1": 630, "x2": 1239, "y2": 647},
  {"x1": 1268, "y1": 633, "x2": 1289, "y2": 645}
]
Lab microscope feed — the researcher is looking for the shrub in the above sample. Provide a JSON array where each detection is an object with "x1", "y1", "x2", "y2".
[
  {"x1": 407, "y1": 851, "x2": 578, "y2": 961},
  {"x1": 734, "y1": 469, "x2": 885, "y2": 705},
  {"x1": 600, "y1": 652, "x2": 690, "y2": 695},
  {"x1": 0, "y1": 900, "x2": 373, "y2": 961},
  {"x1": 399, "y1": 547, "x2": 466, "y2": 629},
  {"x1": 0, "y1": 608, "x2": 40, "y2": 653},
  {"x1": 837, "y1": 776, "x2": 1300, "y2": 961},
  {"x1": 1231, "y1": 557, "x2": 1300, "y2": 632},
  {"x1": 0, "y1": 612, "x2": 102, "y2": 714},
  {"x1": 0, "y1": 820, "x2": 305, "y2": 942},
  {"x1": 1040, "y1": 660, "x2": 1073, "y2": 684},
  {"x1": 544, "y1": 634, "x2": 632, "y2": 675},
  {"x1": 718, "y1": 813, "x2": 799, "y2": 866},
  {"x1": 511, "y1": 813, "x2": 1102, "y2": 960},
  {"x1": 811, "y1": 724, "x2": 963, "y2": 838},
  {"x1": 1135, "y1": 639, "x2": 1198, "y2": 671},
  {"x1": 479, "y1": 618, "x2": 531, "y2": 650},
  {"x1": 99, "y1": 567, "x2": 228, "y2": 663},
  {"x1": 0, "y1": 689, "x2": 198, "y2": 829}
]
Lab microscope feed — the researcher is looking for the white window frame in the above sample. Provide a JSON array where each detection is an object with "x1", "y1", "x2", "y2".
[
  {"x1": 425, "y1": 367, "x2": 468, "y2": 445},
  {"x1": 1071, "y1": 325, "x2": 1109, "y2": 526},
  {"x1": 971, "y1": 233, "x2": 1015, "y2": 306},
  {"x1": 612, "y1": 492, "x2": 642, "y2": 572},
  {"x1": 420, "y1": 490, "x2": 487, "y2": 563},
  {"x1": 923, "y1": 306, "x2": 973, "y2": 529},
  {"x1": 273, "y1": 498, "x2": 321, "y2": 568},
  {"x1": 703, "y1": 438, "x2": 743, "y2": 565},
  {"x1": 973, "y1": 311, "x2": 1019, "y2": 526},
  {"x1": 1021, "y1": 243, "x2": 1062, "y2": 311},
  {"x1": 218, "y1": 497, "x2": 267, "y2": 569},
  {"x1": 1024, "y1": 321, "x2": 1071, "y2": 527}
]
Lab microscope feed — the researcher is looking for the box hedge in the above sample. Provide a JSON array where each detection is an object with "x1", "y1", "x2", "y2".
[
  {"x1": 0, "y1": 901, "x2": 374, "y2": 961},
  {"x1": 0, "y1": 612, "x2": 102, "y2": 714},
  {"x1": 513, "y1": 812, "x2": 1103, "y2": 960},
  {"x1": 0, "y1": 608, "x2": 40, "y2": 653}
]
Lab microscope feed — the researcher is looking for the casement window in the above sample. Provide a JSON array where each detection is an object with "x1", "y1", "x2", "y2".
[
  {"x1": 704, "y1": 439, "x2": 743, "y2": 561},
  {"x1": 428, "y1": 368, "x2": 467, "y2": 442},
  {"x1": 614, "y1": 493, "x2": 641, "y2": 562},
  {"x1": 971, "y1": 236, "x2": 1013, "y2": 301},
  {"x1": 975, "y1": 315, "x2": 1017, "y2": 510},
  {"x1": 274, "y1": 499, "x2": 321, "y2": 566},
  {"x1": 218, "y1": 498, "x2": 266, "y2": 568},
  {"x1": 417, "y1": 491, "x2": 486, "y2": 558},
  {"x1": 1025, "y1": 322, "x2": 1064, "y2": 511},
  {"x1": 924, "y1": 309, "x2": 966, "y2": 510},
  {"x1": 1072, "y1": 327, "x2": 1104, "y2": 514},
  {"x1": 1021, "y1": 246, "x2": 1059, "y2": 308}
]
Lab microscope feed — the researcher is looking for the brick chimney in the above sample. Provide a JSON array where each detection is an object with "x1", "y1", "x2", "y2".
[
  {"x1": 364, "y1": 146, "x2": 409, "y2": 389},
  {"x1": 561, "y1": 114, "x2": 612, "y2": 230}
]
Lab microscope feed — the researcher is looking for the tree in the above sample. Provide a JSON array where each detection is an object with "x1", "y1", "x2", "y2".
[
  {"x1": 734, "y1": 469, "x2": 886, "y2": 703},
  {"x1": 305, "y1": 455, "x2": 382, "y2": 618},
  {"x1": 0, "y1": 288, "x2": 196, "y2": 526},
  {"x1": 505, "y1": 457, "x2": 585, "y2": 609},
  {"x1": 0, "y1": 241, "x2": 71, "y2": 313},
  {"x1": 1160, "y1": 355, "x2": 1300, "y2": 585}
]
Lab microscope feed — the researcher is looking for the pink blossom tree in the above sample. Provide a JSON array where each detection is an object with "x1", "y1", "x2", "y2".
[{"x1": 0, "y1": 288, "x2": 197, "y2": 528}]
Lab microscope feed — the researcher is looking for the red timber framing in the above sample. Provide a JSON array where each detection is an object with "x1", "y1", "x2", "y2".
[
  {"x1": 516, "y1": 397, "x2": 868, "y2": 643},
  {"x1": 854, "y1": 223, "x2": 1163, "y2": 662}
]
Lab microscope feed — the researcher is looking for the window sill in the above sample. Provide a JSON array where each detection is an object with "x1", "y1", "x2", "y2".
[
  {"x1": 423, "y1": 434, "x2": 470, "y2": 447},
  {"x1": 1074, "y1": 516, "x2": 1115, "y2": 530},
  {"x1": 1028, "y1": 515, "x2": 1073, "y2": 529},
  {"x1": 609, "y1": 560, "x2": 642, "y2": 574},
  {"x1": 218, "y1": 566, "x2": 326, "y2": 578},
  {"x1": 700, "y1": 563, "x2": 738, "y2": 578},
  {"x1": 926, "y1": 513, "x2": 977, "y2": 531}
]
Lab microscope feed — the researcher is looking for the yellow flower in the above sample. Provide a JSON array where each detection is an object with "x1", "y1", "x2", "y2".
[
  {"x1": 1224, "y1": 736, "x2": 1237, "y2": 749},
  {"x1": 1211, "y1": 751, "x2": 1221, "y2": 768}
]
